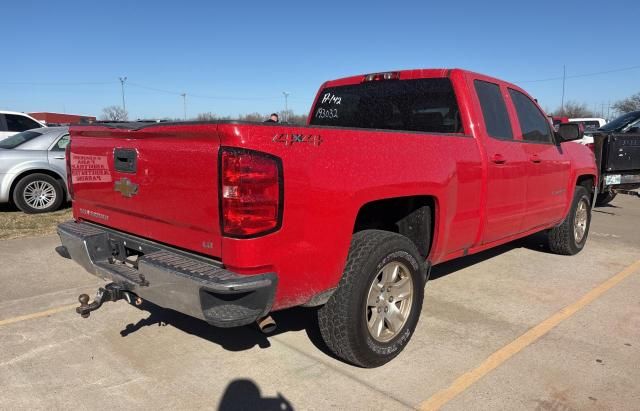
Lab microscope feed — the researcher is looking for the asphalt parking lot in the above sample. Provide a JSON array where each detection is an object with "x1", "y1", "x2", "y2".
[{"x1": 1, "y1": 195, "x2": 639, "y2": 410}]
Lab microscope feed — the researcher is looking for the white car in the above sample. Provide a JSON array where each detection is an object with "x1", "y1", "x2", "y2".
[
  {"x1": 0, "y1": 111, "x2": 46, "y2": 141},
  {"x1": 568, "y1": 117, "x2": 607, "y2": 146}
]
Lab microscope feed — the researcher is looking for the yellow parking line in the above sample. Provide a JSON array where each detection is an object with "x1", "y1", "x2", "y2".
[
  {"x1": 0, "y1": 303, "x2": 78, "y2": 327},
  {"x1": 418, "y1": 258, "x2": 640, "y2": 411}
]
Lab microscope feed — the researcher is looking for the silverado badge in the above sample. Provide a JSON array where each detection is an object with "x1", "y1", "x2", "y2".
[{"x1": 114, "y1": 178, "x2": 139, "y2": 198}]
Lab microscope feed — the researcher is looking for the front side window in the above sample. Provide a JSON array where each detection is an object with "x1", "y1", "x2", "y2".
[
  {"x1": 309, "y1": 78, "x2": 463, "y2": 134},
  {"x1": 474, "y1": 80, "x2": 513, "y2": 140},
  {"x1": 508, "y1": 89, "x2": 553, "y2": 143},
  {"x1": 51, "y1": 134, "x2": 70, "y2": 151},
  {"x1": 5, "y1": 114, "x2": 42, "y2": 132}
]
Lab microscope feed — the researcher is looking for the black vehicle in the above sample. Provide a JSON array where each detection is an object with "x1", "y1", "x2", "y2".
[{"x1": 592, "y1": 111, "x2": 640, "y2": 205}]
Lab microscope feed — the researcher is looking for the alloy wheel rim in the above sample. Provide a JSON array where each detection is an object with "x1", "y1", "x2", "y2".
[
  {"x1": 365, "y1": 261, "x2": 414, "y2": 342},
  {"x1": 23, "y1": 180, "x2": 57, "y2": 210},
  {"x1": 574, "y1": 198, "x2": 588, "y2": 243}
]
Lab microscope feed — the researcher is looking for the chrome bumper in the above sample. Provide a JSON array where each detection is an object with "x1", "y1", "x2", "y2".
[{"x1": 57, "y1": 221, "x2": 277, "y2": 327}]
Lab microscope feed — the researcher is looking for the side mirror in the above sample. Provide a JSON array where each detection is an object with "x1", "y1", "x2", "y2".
[{"x1": 557, "y1": 123, "x2": 583, "y2": 142}]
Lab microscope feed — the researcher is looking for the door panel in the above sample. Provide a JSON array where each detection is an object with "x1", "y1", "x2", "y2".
[
  {"x1": 506, "y1": 88, "x2": 571, "y2": 230},
  {"x1": 472, "y1": 79, "x2": 529, "y2": 244},
  {"x1": 522, "y1": 143, "x2": 571, "y2": 229},
  {"x1": 483, "y1": 141, "x2": 529, "y2": 243}
]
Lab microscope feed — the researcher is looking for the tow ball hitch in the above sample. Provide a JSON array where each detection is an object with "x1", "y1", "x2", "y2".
[{"x1": 76, "y1": 283, "x2": 139, "y2": 318}]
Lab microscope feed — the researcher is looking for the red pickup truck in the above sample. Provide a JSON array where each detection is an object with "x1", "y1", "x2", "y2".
[{"x1": 57, "y1": 69, "x2": 596, "y2": 367}]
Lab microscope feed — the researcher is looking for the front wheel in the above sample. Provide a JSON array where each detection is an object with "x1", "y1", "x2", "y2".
[
  {"x1": 548, "y1": 186, "x2": 591, "y2": 255},
  {"x1": 317, "y1": 230, "x2": 427, "y2": 368}
]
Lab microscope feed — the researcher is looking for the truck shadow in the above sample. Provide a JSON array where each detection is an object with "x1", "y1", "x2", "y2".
[
  {"x1": 217, "y1": 379, "x2": 294, "y2": 411},
  {"x1": 120, "y1": 300, "x2": 337, "y2": 359},
  {"x1": 119, "y1": 232, "x2": 557, "y2": 357},
  {"x1": 430, "y1": 232, "x2": 555, "y2": 280}
]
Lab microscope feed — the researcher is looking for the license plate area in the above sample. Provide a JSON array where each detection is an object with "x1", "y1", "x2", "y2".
[
  {"x1": 107, "y1": 236, "x2": 156, "y2": 269},
  {"x1": 605, "y1": 174, "x2": 622, "y2": 185}
]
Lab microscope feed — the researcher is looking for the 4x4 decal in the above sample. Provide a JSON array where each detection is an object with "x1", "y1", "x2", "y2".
[{"x1": 273, "y1": 133, "x2": 323, "y2": 147}]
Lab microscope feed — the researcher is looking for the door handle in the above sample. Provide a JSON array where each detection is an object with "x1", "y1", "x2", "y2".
[
  {"x1": 529, "y1": 154, "x2": 542, "y2": 163},
  {"x1": 53, "y1": 156, "x2": 65, "y2": 160},
  {"x1": 491, "y1": 154, "x2": 507, "y2": 164}
]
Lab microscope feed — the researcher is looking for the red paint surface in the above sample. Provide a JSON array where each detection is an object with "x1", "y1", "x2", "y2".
[{"x1": 69, "y1": 69, "x2": 597, "y2": 311}]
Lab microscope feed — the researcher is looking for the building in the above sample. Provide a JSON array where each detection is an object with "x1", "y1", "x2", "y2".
[{"x1": 28, "y1": 112, "x2": 96, "y2": 125}]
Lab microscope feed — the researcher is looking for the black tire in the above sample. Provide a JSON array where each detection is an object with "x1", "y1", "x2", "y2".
[
  {"x1": 548, "y1": 186, "x2": 591, "y2": 255},
  {"x1": 595, "y1": 192, "x2": 616, "y2": 207},
  {"x1": 12, "y1": 173, "x2": 64, "y2": 214},
  {"x1": 317, "y1": 230, "x2": 427, "y2": 368}
]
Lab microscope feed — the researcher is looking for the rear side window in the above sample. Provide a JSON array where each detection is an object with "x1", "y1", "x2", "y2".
[
  {"x1": 474, "y1": 80, "x2": 513, "y2": 140},
  {"x1": 5, "y1": 114, "x2": 42, "y2": 132},
  {"x1": 309, "y1": 78, "x2": 463, "y2": 134},
  {"x1": 508, "y1": 89, "x2": 553, "y2": 143},
  {"x1": 51, "y1": 134, "x2": 70, "y2": 151},
  {"x1": 0, "y1": 130, "x2": 43, "y2": 149}
]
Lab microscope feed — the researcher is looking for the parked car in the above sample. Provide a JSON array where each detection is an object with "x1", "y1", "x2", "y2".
[
  {"x1": 0, "y1": 111, "x2": 46, "y2": 141},
  {"x1": 569, "y1": 117, "x2": 607, "y2": 147},
  {"x1": 590, "y1": 111, "x2": 640, "y2": 205},
  {"x1": 0, "y1": 127, "x2": 70, "y2": 213},
  {"x1": 58, "y1": 69, "x2": 596, "y2": 367}
]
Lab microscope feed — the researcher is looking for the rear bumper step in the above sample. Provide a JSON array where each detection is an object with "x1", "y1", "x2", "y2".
[{"x1": 57, "y1": 220, "x2": 277, "y2": 327}]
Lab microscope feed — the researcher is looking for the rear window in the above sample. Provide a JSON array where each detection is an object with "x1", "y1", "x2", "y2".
[
  {"x1": 309, "y1": 78, "x2": 463, "y2": 134},
  {"x1": 0, "y1": 130, "x2": 43, "y2": 149},
  {"x1": 474, "y1": 80, "x2": 513, "y2": 140},
  {"x1": 570, "y1": 120, "x2": 600, "y2": 132}
]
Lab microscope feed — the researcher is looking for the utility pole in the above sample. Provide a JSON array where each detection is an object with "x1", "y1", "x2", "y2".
[
  {"x1": 119, "y1": 76, "x2": 127, "y2": 112},
  {"x1": 282, "y1": 91, "x2": 290, "y2": 123},
  {"x1": 181, "y1": 93, "x2": 187, "y2": 120},
  {"x1": 560, "y1": 65, "x2": 566, "y2": 116}
]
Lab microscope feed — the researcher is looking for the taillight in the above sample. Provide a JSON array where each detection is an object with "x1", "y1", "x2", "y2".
[
  {"x1": 65, "y1": 142, "x2": 74, "y2": 200},
  {"x1": 219, "y1": 148, "x2": 283, "y2": 237}
]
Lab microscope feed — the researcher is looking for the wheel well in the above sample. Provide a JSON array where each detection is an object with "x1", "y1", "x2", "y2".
[
  {"x1": 576, "y1": 175, "x2": 595, "y2": 195},
  {"x1": 353, "y1": 196, "x2": 434, "y2": 258},
  {"x1": 9, "y1": 169, "x2": 66, "y2": 205}
]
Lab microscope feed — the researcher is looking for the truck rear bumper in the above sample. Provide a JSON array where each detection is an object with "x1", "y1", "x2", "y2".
[{"x1": 57, "y1": 220, "x2": 277, "y2": 328}]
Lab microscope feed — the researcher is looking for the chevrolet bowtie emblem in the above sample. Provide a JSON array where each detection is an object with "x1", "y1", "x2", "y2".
[{"x1": 114, "y1": 178, "x2": 139, "y2": 198}]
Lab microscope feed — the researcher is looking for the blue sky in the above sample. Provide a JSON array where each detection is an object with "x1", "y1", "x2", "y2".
[{"x1": 2, "y1": 0, "x2": 638, "y2": 120}]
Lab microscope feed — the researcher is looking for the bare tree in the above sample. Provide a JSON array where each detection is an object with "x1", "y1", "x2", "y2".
[
  {"x1": 552, "y1": 101, "x2": 593, "y2": 118},
  {"x1": 612, "y1": 92, "x2": 640, "y2": 114},
  {"x1": 101, "y1": 105, "x2": 129, "y2": 121},
  {"x1": 237, "y1": 112, "x2": 265, "y2": 122},
  {"x1": 279, "y1": 110, "x2": 307, "y2": 125},
  {"x1": 194, "y1": 112, "x2": 217, "y2": 121}
]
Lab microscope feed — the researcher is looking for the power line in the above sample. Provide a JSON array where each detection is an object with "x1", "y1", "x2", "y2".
[
  {"x1": 0, "y1": 80, "x2": 116, "y2": 85},
  {"x1": 127, "y1": 82, "x2": 281, "y2": 101},
  {"x1": 517, "y1": 64, "x2": 640, "y2": 83}
]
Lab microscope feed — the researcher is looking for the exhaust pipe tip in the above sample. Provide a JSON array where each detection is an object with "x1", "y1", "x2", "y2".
[{"x1": 256, "y1": 315, "x2": 277, "y2": 334}]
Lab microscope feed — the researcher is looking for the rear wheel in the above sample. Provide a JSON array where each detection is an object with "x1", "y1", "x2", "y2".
[
  {"x1": 13, "y1": 173, "x2": 64, "y2": 214},
  {"x1": 548, "y1": 186, "x2": 591, "y2": 255},
  {"x1": 595, "y1": 192, "x2": 616, "y2": 207},
  {"x1": 317, "y1": 230, "x2": 427, "y2": 368}
]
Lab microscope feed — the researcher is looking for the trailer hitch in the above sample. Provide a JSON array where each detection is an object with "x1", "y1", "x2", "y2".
[{"x1": 76, "y1": 283, "x2": 134, "y2": 318}]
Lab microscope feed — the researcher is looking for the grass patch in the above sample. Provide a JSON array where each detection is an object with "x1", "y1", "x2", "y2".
[{"x1": 0, "y1": 205, "x2": 72, "y2": 240}]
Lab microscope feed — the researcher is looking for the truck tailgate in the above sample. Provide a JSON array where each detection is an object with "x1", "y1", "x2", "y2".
[
  {"x1": 69, "y1": 124, "x2": 222, "y2": 258},
  {"x1": 604, "y1": 134, "x2": 640, "y2": 172}
]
